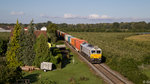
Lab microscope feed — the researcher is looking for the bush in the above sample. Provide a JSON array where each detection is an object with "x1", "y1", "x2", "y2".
[
  {"x1": 50, "y1": 47, "x2": 62, "y2": 69},
  {"x1": 0, "y1": 39, "x2": 8, "y2": 56},
  {"x1": 0, "y1": 63, "x2": 22, "y2": 84}
]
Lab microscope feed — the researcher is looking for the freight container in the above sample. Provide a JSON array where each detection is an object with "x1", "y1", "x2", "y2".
[
  {"x1": 60, "y1": 31, "x2": 63, "y2": 37},
  {"x1": 56, "y1": 30, "x2": 59, "y2": 37},
  {"x1": 75, "y1": 39, "x2": 87, "y2": 51},
  {"x1": 65, "y1": 34, "x2": 71, "y2": 41},
  {"x1": 57, "y1": 30, "x2": 60, "y2": 37},
  {"x1": 68, "y1": 35, "x2": 74, "y2": 43},
  {"x1": 60, "y1": 31, "x2": 63, "y2": 36},
  {"x1": 58, "y1": 31, "x2": 61, "y2": 37},
  {"x1": 71, "y1": 38, "x2": 78, "y2": 47},
  {"x1": 62, "y1": 32, "x2": 67, "y2": 39}
]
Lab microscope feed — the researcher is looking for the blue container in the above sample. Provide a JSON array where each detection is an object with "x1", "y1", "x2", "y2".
[{"x1": 68, "y1": 36, "x2": 73, "y2": 43}]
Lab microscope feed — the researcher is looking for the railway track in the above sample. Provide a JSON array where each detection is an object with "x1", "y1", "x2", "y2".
[{"x1": 65, "y1": 41, "x2": 133, "y2": 84}]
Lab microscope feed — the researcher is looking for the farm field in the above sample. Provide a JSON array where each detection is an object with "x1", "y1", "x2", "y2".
[
  {"x1": 69, "y1": 32, "x2": 150, "y2": 84},
  {"x1": 0, "y1": 32, "x2": 10, "y2": 40},
  {"x1": 23, "y1": 51, "x2": 103, "y2": 84},
  {"x1": 126, "y1": 34, "x2": 150, "y2": 42}
]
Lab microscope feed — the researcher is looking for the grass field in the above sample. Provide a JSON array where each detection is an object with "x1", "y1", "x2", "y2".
[
  {"x1": 0, "y1": 32, "x2": 10, "y2": 40},
  {"x1": 69, "y1": 32, "x2": 150, "y2": 84},
  {"x1": 126, "y1": 34, "x2": 150, "y2": 42},
  {"x1": 23, "y1": 51, "x2": 103, "y2": 84}
]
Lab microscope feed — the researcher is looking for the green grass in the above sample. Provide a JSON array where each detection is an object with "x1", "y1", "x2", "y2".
[
  {"x1": 0, "y1": 32, "x2": 10, "y2": 40},
  {"x1": 126, "y1": 34, "x2": 150, "y2": 42},
  {"x1": 143, "y1": 69, "x2": 150, "y2": 79},
  {"x1": 69, "y1": 32, "x2": 150, "y2": 84},
  {"x1": 23, "y1": 52, "x2": 103, "y2": 84}
]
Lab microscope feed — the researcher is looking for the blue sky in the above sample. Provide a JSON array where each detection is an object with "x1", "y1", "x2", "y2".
[{"x1": 0, "y1": 0, "x2": 150, "y2": 24}]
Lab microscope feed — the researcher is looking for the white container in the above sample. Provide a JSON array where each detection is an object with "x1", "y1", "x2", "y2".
[{"x1": 40, "y1": 62, "x2": 52, "y2": 72}]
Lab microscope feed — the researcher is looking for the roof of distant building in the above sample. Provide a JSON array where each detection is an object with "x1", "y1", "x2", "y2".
[{"x1": 41, "y1": 26, "x2": 47, "y2": 31}]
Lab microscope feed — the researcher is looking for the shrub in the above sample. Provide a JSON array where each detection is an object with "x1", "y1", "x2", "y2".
[{"x1": 0, "y1": 64, "x2": 22, "y2": 84}]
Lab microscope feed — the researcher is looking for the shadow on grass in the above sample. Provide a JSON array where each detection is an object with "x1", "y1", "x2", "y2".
[
  {"x1": 101, "y1": 56, "x2": 106, "y2": 63},
  {"x1": 61, "y1": 55, "x2": 72, "y2": 68},
  {"x1": 60, "y1": 48, "x2": 72, "y2": 68},
  {"x1": 23, "y1": 73, "x2": 40, "y2": 83}
]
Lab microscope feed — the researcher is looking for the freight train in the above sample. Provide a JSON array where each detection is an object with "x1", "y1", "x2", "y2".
[{"x1": 56, "y1": 30, "x2": 102, "y2": 63}]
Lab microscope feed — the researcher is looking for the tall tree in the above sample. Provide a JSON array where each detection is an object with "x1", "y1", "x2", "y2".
[
  {"x1": 47, "y1": 23, "x2": 57, "y2": 43},
  {"x1": 33, "y1": 34, "x2": 50, "y2": 67},
  {"x1": 24, "y1": 20, "x2": 36, "y2": 65},
  {"x1": 18, "y1": 26, "x2": 26, "y2": 64},
  {"x1": 5, "y1": 20, "x2": 23, "y2": 83},
  {"x1": 6, "y1": 20, "x2": 22, "y2": 68}
]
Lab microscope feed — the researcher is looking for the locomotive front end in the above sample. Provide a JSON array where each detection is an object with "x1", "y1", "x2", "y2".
[{"x1": 90, "y1": 48, "x2": 102, "y2": 63}]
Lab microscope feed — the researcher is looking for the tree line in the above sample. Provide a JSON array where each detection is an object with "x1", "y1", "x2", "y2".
[
  {"x1": 57, "y1": 21, "x2": 150, "y2": 32},
  {"x1": 1, "y1": 21, "x2": 150, "y2": 32}
]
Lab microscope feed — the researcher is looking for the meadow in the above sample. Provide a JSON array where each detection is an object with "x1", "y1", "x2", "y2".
[
  {"x1": 0, "y1": 32, "x2": 10, "y2": 40},
  {"x1": 69, "y1": 32, "x2": 150, "y2": 84}
]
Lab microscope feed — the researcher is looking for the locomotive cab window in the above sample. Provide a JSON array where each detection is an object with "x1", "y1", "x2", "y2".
[
  {"x1": 91, "y1": 50, "x2": 95, "y2": 54},
  {"x1": 97, "y1": 50, "x2": 101, "y2": 54}
]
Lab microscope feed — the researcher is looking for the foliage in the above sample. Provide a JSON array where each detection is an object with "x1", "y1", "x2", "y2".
[
  {"x1": 143, "y1": 55, "x2": 150, "y2": 65},
  {"x1": 23, "y1": 20, "x2": 36, "y2": 65},
  {"x1": 110, "y1": 58, "x2": 148, "y2": 84},
  {"x1": 17, "y1": 26, "x2": 27, "y2": 63},
  {"x1": 35, "y1": 21, "x2": 52, "y2": 30},
  {"x1": 47, "y1": 23, "x2": 57, "y2": 43},
  {"x1": 70, "y1": 32, "x2": 150, "y2": 83},
  {"x1": 0, "y1": 39, "x2": 8, "y2": 56},
  {"x1": 0, "y1": 59, "x2": 22, "y2": 84},
  {"x1": 58, "y1": 21, "x2": 150, "y2": 32},
  {"x1": 50, "y1": 47, "x2": 62, "y2": 69},
  {"x1": 34, "y1": 34, "x2": 50, "y2": 67},
  {"x1": 6, "y1": 20, "x2": 22, "y2": 68},
  {"x1": 0, "y1": 32, "x2": 10, "y2": 56}
]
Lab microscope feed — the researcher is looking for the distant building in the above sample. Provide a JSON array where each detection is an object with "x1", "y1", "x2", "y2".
[
  {"x1": 0, "y1": 28, "x2": 3, "y2": 30},
  {"x1": 34, "y1": 30, "x2": 47, "y2": 38},
  {"x1": 0, "y1": 27, "x2": 11, "y2": 32},
  {"x1": 24, "y1": 27, "x2": 28, "y2": 31},
  {"x1": 41, "y1": 27, "x2": 47, "y2": 31}
]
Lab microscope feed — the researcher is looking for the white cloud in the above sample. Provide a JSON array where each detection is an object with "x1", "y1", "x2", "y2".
[
  {"x1": 89, "y1": 14, "x2": 100, "y2": 19},
  {"x1": 63, "y1": 13, "x2": 110, "y2": 19},
  {"x1": 64, "y1": 14, "x2": 77, "y2": 19},
  {"x1": 88, "y1": 14, "x2": 109, "y2": 19},
  {"x1": 10, "y1": 11, "x2": 24, "y2": 15},
  {"x1": 101, "y1": 15, "x2": 109, "y2": 19}
]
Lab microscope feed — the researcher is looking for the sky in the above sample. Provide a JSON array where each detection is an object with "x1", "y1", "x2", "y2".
[{"x1": 0, "y1": 0, "x2": 150, "y2": 24}]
